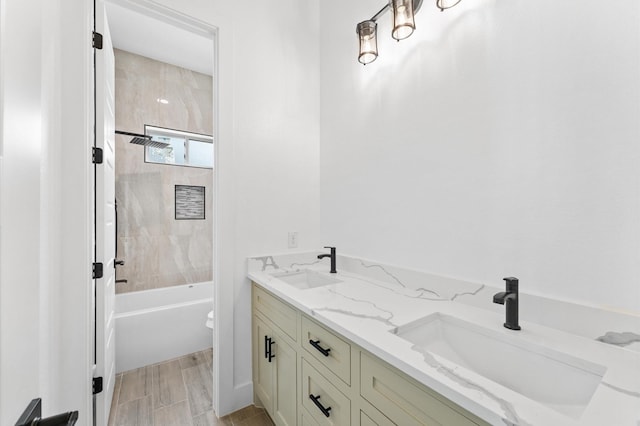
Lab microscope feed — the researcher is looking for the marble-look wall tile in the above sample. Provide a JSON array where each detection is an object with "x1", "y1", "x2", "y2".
[{"x1": 114, "y1": 49, "x2": 213, "y2": 294}]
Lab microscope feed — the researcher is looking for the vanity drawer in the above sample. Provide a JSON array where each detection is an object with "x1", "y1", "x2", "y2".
[
  {"x1": 360, "y1": 398, "x2": 396, "y2": 426},
  {"x1": 361, "y1": 408, "x2": 395, "y2": 426},
  {"x1": 252, "y1": 284, "x2": 297, "y2": 341},
  {"x1": 360, "y1": 353, "x2": 482, "y2": 426},
  {"x1": 361, "y1": 411, "x2": 378, "y2": 426},
  {"x1": 301, "y1": 359, "x2": 351, "y2": 426},
  {"x1": 300, "y1": 406, "x2": 320, "y2": 426},
  {"x1": 302, "y1": 315, "x2": 351, "y2": 385}
]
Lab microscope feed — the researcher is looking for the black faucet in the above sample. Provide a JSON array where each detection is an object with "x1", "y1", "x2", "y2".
[
  {"x1": 317, "y1": 247, "x2": 337, "y2": 273},
  {"x1": 493, "y1": 277, "x2": 521, "y2": 330}
]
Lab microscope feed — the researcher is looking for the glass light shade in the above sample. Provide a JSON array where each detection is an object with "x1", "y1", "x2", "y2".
[
  {"x1": 391, "y1": 0, "x2": 415, "y2": 41},
  {"x1": 357, "y1": 21, "x2": 378, "y2": 65},
  {"x1": 436, "y1": 0, "x2": 462, "y2": 11}
]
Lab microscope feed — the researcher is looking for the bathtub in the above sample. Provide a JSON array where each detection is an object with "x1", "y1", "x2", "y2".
[{"x1": 115, "y1": 282, "x2": 214, "y2": 373}]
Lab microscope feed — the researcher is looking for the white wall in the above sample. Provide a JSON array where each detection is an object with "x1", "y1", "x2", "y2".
[
  {"x1": 0, "y1": 0, "x2": 44, "y2": 421},
  {"x1": 9, "y1": 0, "x2": 636, "y2": 421},
  {"x1": 143, "y1": 0, "x2": 321, "y2": 415},
  {"x1": 0, "y1": 0, "x2": 93, "y2": 424},
  {"x1": 1, "y1": 0, "x2": 320, "y2": 420},
  {"x1": 225, "y1": 0, "x2": 321, "y2": 412},
  {"x1": 319, "y1": 0, "x2": 640, "y2": 313}
]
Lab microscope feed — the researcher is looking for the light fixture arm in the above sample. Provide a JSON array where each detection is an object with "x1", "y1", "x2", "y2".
[
  {"x1": 367, "y1": 0, "x2": 423, "y2": 23},
  {"x1": 369, "y1": 4, "x2": 390, "y2": 22}
]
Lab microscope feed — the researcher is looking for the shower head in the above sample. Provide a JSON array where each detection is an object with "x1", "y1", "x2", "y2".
[
  {"x1": 115, "y1": 130, "x2": 169, "y2": 148},
  {"x1": 129, "y1": 136, "x2": 170, "y2": 149}
]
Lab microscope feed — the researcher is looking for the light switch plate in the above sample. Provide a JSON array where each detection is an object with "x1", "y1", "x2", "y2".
[{"x1": 288, "y1": 231, "x2": 298, "y2": 248}]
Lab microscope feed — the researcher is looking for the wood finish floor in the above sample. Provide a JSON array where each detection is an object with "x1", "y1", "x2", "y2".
[{"x1": 108, "y1": 349, "x2": 273, "y2": 426}]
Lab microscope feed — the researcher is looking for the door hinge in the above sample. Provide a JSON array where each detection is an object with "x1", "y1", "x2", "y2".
[
  {"x1": 93, "y1": 377, "x2": 103, "y2": 395},
  {"x1": 93, "y1": 262, "x2": 104, "y2": 279},
  {"x1": 92, "y1": 31, "x2": 103, "y2": 49},
  {"x1": 92, "y1": 147, "x2": 103, "y2": 164}
]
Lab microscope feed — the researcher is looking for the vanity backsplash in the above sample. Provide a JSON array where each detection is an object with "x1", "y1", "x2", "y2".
[{"x1": 248, "y1": 251, "x2": 640, "y2": 353}]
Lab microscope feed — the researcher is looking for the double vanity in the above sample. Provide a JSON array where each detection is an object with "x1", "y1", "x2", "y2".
[{"x1": 248, "y1": 252, "x2": 640, "y2": 425}]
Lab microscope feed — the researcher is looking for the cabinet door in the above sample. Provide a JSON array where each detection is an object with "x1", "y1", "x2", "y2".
[
  {"x1": 273, "y1": 334, "x2": 297, "y2": 426},
  {"x1": 361, "y1": 353, "x2": 480, "y2": 426},
  {"x1": 254, "y1": 316, "x2": 274, "y2": 415}
]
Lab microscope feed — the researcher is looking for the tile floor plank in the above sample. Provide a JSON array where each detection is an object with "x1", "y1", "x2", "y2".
[
  {"x1": 108, "y1": 374, "x2": 123, "y2": 426},
  {"x1": 108, "y1": 351, "x2": 275, "y2": 426},
  {"x1": 179, "y1": 351, "x2": 208, "y2": 370},
  {"x1": 219, "y1": 406, "x2": 272, "y2": 426},
  {"x1": 182, "y1": 363, "x2": 213, "y2": 417},
  {"x1": 153, "y1": 400, "x2": 193, "y2": 426},
  {"x1": 202, "y1": 349, "x2": 213, "y2": 368},
  {"x1": 152, "y1": 359, "x2": 187, "y2": 409},
  {"x1": 227, "y1": 405, "x2": 263, "y2": 423},
  {"x1": 193, "y1": 410, "x2": 228, "y2": 426},
  {"x1": 115, "y1": 395, "x2": 153, "y2": 426},
  {"x1": 119, "y1": 366, "x2": 152, "y2": 404},
  {"x1": 232, "y1": 412, "x2": 274, "y2": 426}
]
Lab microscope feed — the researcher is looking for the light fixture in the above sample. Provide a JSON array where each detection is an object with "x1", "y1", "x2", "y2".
[
  {"x1": 391, "y1": 0, "x2": 416, "y2": 41},
  {"x1": 156, "y1": 98, "x2": 169, "y2": 104},
  {"x1": 356, "y1": 0, "x2": 463, "y2": 64},
  {"x1": 357, "y1": 20, "x2": 379, "y2": 65}
]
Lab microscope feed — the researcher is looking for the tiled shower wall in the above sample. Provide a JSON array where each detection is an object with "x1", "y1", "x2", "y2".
[{"x1": 114, "y1": 49, "x2": 213, "y2": 294}]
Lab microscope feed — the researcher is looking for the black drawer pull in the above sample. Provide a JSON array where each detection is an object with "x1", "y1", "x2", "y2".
[
  {"x1": 267, "y1": 337, "x2": 275, "y2": 362},
  {"x1": 265, "y1": 336, "x2": 275, "y2": 362},
  {"x1": 309, "y1": 339, "x2": 331, "y2": 357},
  {"x1": 309, "y1": 394, "x2": 331, "y2": 417},
  {"x1": 268, "y1": 340, "x2": 275, "y2": 362}
]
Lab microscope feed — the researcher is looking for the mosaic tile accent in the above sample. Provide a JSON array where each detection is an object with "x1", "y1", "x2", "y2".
[{"x1": 175, "y1": 185, "x2": 205, "y2": 220}]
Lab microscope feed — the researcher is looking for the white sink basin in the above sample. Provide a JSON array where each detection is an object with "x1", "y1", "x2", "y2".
[
  {"x1": 271, "y1": 270, "x2": 342, "y2": 290},
  {"x1": 393, "y1": 313, "x2": 606, "y2": 419}
]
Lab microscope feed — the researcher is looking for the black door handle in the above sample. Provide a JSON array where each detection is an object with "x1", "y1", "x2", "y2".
[
  {"x1": 309, "y1": 394, "x2": 332, "y2": 417},
  {"x1": 36, "y1": 412, "x2": 79, "y2": 426},
  {"x1": 268, "y1": 337, "x2": 275, "y2": 362},
  {"x1": 16, "y1": 398, "x2": 79, "y2": 426},
  {"x1": 309, "y1": 339, "x2": 331, "y2": 357}
]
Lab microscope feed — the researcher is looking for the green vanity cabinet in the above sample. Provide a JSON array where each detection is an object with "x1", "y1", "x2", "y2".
[{"x1": 252, "y1": 283, "x2": 490, "y2": 426}]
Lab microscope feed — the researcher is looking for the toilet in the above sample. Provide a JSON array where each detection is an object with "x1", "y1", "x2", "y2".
[{"x1": 205, "y1": 310, "x2": 214, "y2": 329}]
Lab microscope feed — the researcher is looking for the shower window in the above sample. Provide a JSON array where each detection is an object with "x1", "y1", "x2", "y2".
[{"x1": 144, "y1": 125, "x2": 213, "y2": 169}]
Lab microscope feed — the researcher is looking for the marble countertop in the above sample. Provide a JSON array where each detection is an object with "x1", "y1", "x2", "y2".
[{"x1": 248, "y1": 257, "x2": 640, "y2": 426}]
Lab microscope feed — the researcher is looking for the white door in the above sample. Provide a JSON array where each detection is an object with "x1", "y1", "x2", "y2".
[{"x1": 94, "y1": 1, "x2": 116, "y2": 424}]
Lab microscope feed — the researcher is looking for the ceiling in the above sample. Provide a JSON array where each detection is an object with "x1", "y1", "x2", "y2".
[{"x1": 105, "y1": 1, "x2": 214, "y2": 76}]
